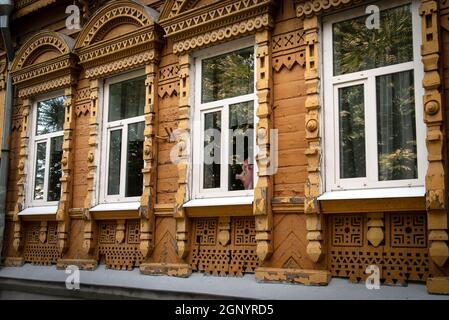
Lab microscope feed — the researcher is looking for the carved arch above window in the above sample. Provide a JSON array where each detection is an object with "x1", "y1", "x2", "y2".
[
  {"x1": 75, "y1": 0, "x2": 162, "y2": 79},
  {"x1": 11, "y1": 30, "x2": 77, "y2": 98},
  {"x1": 159, "y1": 0, "x2": 278, "y2": 54}
]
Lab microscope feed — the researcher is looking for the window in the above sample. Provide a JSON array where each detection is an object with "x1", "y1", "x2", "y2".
[
  {"x1": 100, "y1": 70, "x2": 145, "y2": 203},
  {"x1": 192, "y1": 39, "x2": 257, "y2": 199},
  {"x1": 323, "y1": 0, "x2": 426, "y2": 192},
  {"x1": 28, "y1": 95, "x2": 65, "y2": 205}
]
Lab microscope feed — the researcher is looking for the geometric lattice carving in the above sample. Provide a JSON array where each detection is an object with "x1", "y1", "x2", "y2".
[
  {"x1": 99, "y1": 222, "x2": 116, "y2": 244},
  {"x1": 331, "y1": 215, "x2": 363, "y2": 247},
  {"x1": 328, "y1": 213, "x2": 430, "y2": 285},
  {"x1": 189, "y1": 217, "x2": 259, "y2": 276},
  {"x1": 234, "y1": 217, "x2": 256, "y2": 245},
  {"x1": 390, "y1": 214, "x2": 426, "y2": 248},
  {"x1": 193, "y1": 218, "x2": 217, "y2": 245},
  {"x1": 126, "y1": 220, "x2": 140, "y2": 244},
  {"x1": 26, "y1": 223, "x2": 40, "y2": 243},
  {"x1": 98, "y1": 220, "x2": 144, "y2": 270},
  {"x1": 23, "y1": 222, "x2": 61, "y2": 265},
  {"x1": 47, "y1": 223, "x2": 58, "y2": 244}
]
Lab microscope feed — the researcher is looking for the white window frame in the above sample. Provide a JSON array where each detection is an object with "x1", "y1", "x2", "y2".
[
  {"x1": 322, "y1": 0, "x2": 426, "y2": 193},
  {"x1": 99, "y1": 69, "x2": 146, "y2": 204},
  {"x1": 191, "y1": 37, "x2": 258, "y2": 200},
  {"x1": 27, "y1": 91, "x2": 65, "y2": 208}
]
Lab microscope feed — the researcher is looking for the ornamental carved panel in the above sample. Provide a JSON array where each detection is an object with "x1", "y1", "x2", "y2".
[
  {"x1": 23, "y1": 221, "x2": 61, "y2": 265},
  {"x1": 188, "y1": 217, "x2": 259, "y2": 276},
  {"x1": 97, "y1": 220, "x2": 144, "y2": 270},
  {"x1": 328, "y1": 213, "x2": 430, "y2": 285}
]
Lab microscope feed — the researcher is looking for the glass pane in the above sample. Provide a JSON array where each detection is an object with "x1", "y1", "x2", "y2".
[
  {"x1": 203, "y1": 111, "x2": 221, "y2": 189},
  {"x1": 229, "y1": 101, "x2": 254, "y2": 191},
  {"x1": 47, "y1": 136, "x2": 63, "y2": 201},
  {"x1": 339, "y1": 85, "x2": 366, "y2": 179},
  {"x1": 333, "y1": 4, "x2": 413, "y2": 75},
  {"x1": 109, "y1": 77, "x2": 145, "y2": 122},
  {"x1": 201, "y1": 47, "x2": 254, "y2": 103},
  {"x1": 34, "y1": 142, "x2": 46, "y2": 200},
  {"x1": 126, "y1": 122, "x2": 144, "y2": 197},
  {"x1": 36, "y1": 97, "x2": 65, "y2": 135},
  {"x1": 377, "y1": 70, "x2": 417, "y2": 181},
  {"x1": 108, "y1": 130, "x2": 122, "y2": 195}
]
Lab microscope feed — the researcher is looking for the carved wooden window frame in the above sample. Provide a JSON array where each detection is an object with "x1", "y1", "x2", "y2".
[
  {"x1": 99, "y1": 69, "x2": 146, "y2": 205},
  {"x1": 27, "y1": 91, "x2": 66, "y2": 208},
  {"x1": 322, "y1": 0, "x2": 427, "y2": 193},
  {"x1": 190, "y1": 37, "x2": 258, "y2": 201}
]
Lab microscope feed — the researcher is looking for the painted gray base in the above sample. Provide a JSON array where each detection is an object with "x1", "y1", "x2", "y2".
[{"x1": 0, "y1": 264, "x2": 448, "y2": 300}]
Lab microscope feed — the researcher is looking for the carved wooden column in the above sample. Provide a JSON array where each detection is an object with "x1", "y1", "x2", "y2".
[
  {"x1": 82, "y1": 79, "x2": 100, "y2": 256},
  {"x1": 303, "y1": 15, "x2": 323, "y2": 263},
  {"x1": 174, "y1": 54, "x2": 191, "y2": 259},
  {"x1": 254, "y1": 29, "x2": 274, "y2": 262},
  {"x1": 420, "y1": 0, "x2": 449, "y2": 294},
  {"x1": 12, "y1": 98, "x2": 32, "y2": 258},
  {"x1": 56, "y1": 85, "x2": 76, "y2": 254},
  {"x1": 139, "y1": 59, "x2": 158, "y2": 259}
]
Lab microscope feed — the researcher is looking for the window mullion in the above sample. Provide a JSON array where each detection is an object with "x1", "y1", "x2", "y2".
[
  {"x1": 120, "y1": 124, "x2": 127, "y2": 199},
  {"x1": 222, "y1": 104, "x2": 229, "y2": 193},
  {"x1": 43, "y1": 137, "x2": 51, "y2": 202},
  {"x1": 365, "y1": 76, "x2": 378, "y2": 186}
]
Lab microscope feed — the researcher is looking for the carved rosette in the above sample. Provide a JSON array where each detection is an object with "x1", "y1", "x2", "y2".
[
  {"x1": 420, "y1": 0, "x2": 449, "y2": 268},
  {"x1": 74, "y1": 0, "x2": 162, "y2": 258},
  {"x1": 9, "y1": 31, "x2": 78, "y2": 261}
]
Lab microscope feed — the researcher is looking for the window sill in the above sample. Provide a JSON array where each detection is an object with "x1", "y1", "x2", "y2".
[
  {"x1": 183, "y1": 196, "x2": 253, "y2": 217},
  {"x1": 18, "y1": 206, "x2": 58, "y2": 216},
  {"x1": 90, "y1": 202, "x2": 140, "y2": 212},
  {"x1": 183, "y1": 196, "x2": 253, "y2": 208},
  {"x1": 317, "y1": 187, "x2": 425, "y2": 201}
]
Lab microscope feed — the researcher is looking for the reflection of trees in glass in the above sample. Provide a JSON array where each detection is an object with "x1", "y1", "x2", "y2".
[
  {"x1": 108, "y1": 130, "x2": 122, "y2": 195},
  {"x1": 203, "y1": 112, "x2": 221, "y2": 189},
  {"x1": 202, "y1": 47, "x2": 254, "y2": 103},
  {"x1": 48, "y1": 136, "x2": 63, "y2": 201},
  {"x1": 377, "y1": 70, "x2": 417, "y2": 181},
  {"x1": 34, "y1": 142, "x2": 46, "y2": 200},
  {"x1": 109, "y1": 77, "x2": 145, "y2": 121},
  {"x1": 333, "y1": 4, "x2": 413, "y2": 75},
  {"x1": 228, "y1": 101, "x2": 254, "y2": 191},
  {"x1": 126, "y1": 122, "x2": 144, "y2": 197},
  {"x1": 36, "y1": 97, "x2": 65, "y2": 135},
  {"x1": 339, "y1": 85, "x2": 366, "y2": 178}
]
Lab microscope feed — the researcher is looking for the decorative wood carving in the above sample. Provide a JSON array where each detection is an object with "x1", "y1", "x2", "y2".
[
  {"x1": 302, "y1": 15, "x2": 323, "y2": 263},
  {"x1": 98, "y1": 220, "x2": 144, "y2": 270},
  {"x1": 159, "y1": 0, "x2": 277, "y2": 54},
  {"x1": 272, "y1": 30, "x2": 305, "y2": 72},
  {"x1": 420, "y1": 0, "x2": 449, "y2": 268},
  {"x1": 23, "y1": 221, "x2": 61, "y2": 265},
  {"x1": 139, "y1": 62, "x2": 159, "y2": 259},
  {"x1": 13, "y1": 0, "x2": 57, "y2": 19},
  {"x1": 366, "y1": 213, "x2": 384, "y2": 247},
  {"x1": 296, "y1": 0, "x2": 361, "y2": 18},
  {"x1": 75, "y1": 0, "x2": 162, "y2": 262},
  {"x1": 158, "y1": 63, "x2": 179, "y2": 98},
  {"x1": 254, "y1": 29, "x2": 274, "y2": 262},
  {"x1": 328, "y1": 213, "x2": 430, "y2": 285},
  {"x1": 188, "y1": 217, "x2": 260, "y2": 276},
  {"x1": 174, "y1": 54, "x2": 191, "y2": 259}
]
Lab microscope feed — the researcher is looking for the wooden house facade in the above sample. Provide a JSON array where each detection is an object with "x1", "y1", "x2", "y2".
[{"x1": 0, "y1": 0, "x2": 449, "y2": 295}]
